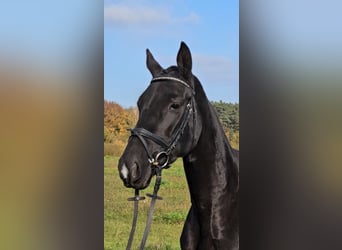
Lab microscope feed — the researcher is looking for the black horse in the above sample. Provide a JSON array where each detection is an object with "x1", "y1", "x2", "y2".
[{"x1": 118, "y1": 42, "x2": 239, "y2": 250}]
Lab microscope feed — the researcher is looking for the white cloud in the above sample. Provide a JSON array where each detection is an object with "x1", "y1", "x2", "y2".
[
  {"x1": 104, "y1": 4, "x2": 199, "y2": 26},
  {"x1": 193, "y1": 54, "x2": 239, "y2": 85}
]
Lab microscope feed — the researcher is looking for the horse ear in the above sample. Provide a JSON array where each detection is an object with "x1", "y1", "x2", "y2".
[
  {"x1": 176, "y1": 41, "x2": 192, "y2": 80},
  {"x1": 146, "y1": 49, "x2": 163, "y2": 77}
]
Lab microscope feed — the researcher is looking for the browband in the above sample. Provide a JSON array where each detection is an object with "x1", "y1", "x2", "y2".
[{"x1": 151, "y1": 76, "x2": 192, "y2": 90}]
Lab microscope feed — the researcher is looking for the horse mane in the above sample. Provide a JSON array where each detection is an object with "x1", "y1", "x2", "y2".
[{"x1": 192, "y1": 74, "x2": 239, "y2": 191}]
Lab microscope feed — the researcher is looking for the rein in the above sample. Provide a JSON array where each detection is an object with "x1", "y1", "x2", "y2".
[{"x1": 125, "y1": 76, "x2": 195, "y2": 250}]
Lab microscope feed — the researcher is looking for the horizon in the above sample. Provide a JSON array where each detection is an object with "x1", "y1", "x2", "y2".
[{"x1": 104, "y1": 98, "x2": 239, "y2": 109}]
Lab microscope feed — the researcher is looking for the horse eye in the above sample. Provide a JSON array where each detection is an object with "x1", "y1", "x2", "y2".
[{"x1": 169, "y1": 103, "x2": 181, "y2": 110}]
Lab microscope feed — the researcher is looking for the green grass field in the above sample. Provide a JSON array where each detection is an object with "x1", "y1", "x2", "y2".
[{"x1": 104, "y1": 156, "x2": 191, "y2": 250}]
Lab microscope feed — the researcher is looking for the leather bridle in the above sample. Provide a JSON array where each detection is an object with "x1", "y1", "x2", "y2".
[
  {"x1": 125, "y1": 76, "x2": 196, "y2": 250},
  {"x1": 129, "y1": 76, "x2": 195, "y2": 169}
]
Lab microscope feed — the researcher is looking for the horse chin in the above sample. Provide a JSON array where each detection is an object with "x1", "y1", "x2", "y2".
[{"x1": 132, "y1": 173, "x2": 153, "y2": 190}]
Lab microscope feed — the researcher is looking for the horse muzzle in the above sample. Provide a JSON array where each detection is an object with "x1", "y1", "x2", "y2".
[{"x1": 118, "y1": 158, "x2": 153, "y2": 190}]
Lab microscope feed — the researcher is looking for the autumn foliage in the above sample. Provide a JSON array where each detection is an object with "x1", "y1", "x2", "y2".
[{"x1": 104, "y1": 100, "x2": 138, "y2": 156}]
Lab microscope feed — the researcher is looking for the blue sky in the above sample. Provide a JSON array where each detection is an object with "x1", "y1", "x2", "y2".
[{"x1": 104, "y1": 0, "x2": 239, "y2": 107}]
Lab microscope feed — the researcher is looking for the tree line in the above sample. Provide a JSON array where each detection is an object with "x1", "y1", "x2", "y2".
[
  {"x1": 104, "y1": 100, "x2": 239, "y2": 156},
  {"x1": 211, "y1": 101, "x2": 239, "y2": 149}
]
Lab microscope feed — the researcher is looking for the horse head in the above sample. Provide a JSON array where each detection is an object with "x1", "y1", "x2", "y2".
[{"x1": 118, "y1": 42, "x2": 202, "y2": 190}]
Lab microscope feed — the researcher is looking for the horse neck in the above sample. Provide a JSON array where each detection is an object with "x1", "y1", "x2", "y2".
[
  {"x1": 183, "y1": 79, "x2": 239, "y2": 194},
  {"x1": 192, "y1": 79, "x2": 235, "y2": 158}
]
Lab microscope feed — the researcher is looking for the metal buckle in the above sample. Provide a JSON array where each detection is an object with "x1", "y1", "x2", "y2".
[{"x1": 153, "y1": 151, "x2": 169, "y2": 169}]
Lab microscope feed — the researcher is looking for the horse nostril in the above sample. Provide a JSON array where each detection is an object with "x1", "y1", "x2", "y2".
[{"x1": 131, "y1": 162, "x2": 140, "y2": 179}]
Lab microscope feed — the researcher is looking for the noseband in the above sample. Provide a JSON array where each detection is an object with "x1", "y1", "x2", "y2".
[{"x1": 125, "y1": 76, "x2": 196, "y2": 250}]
